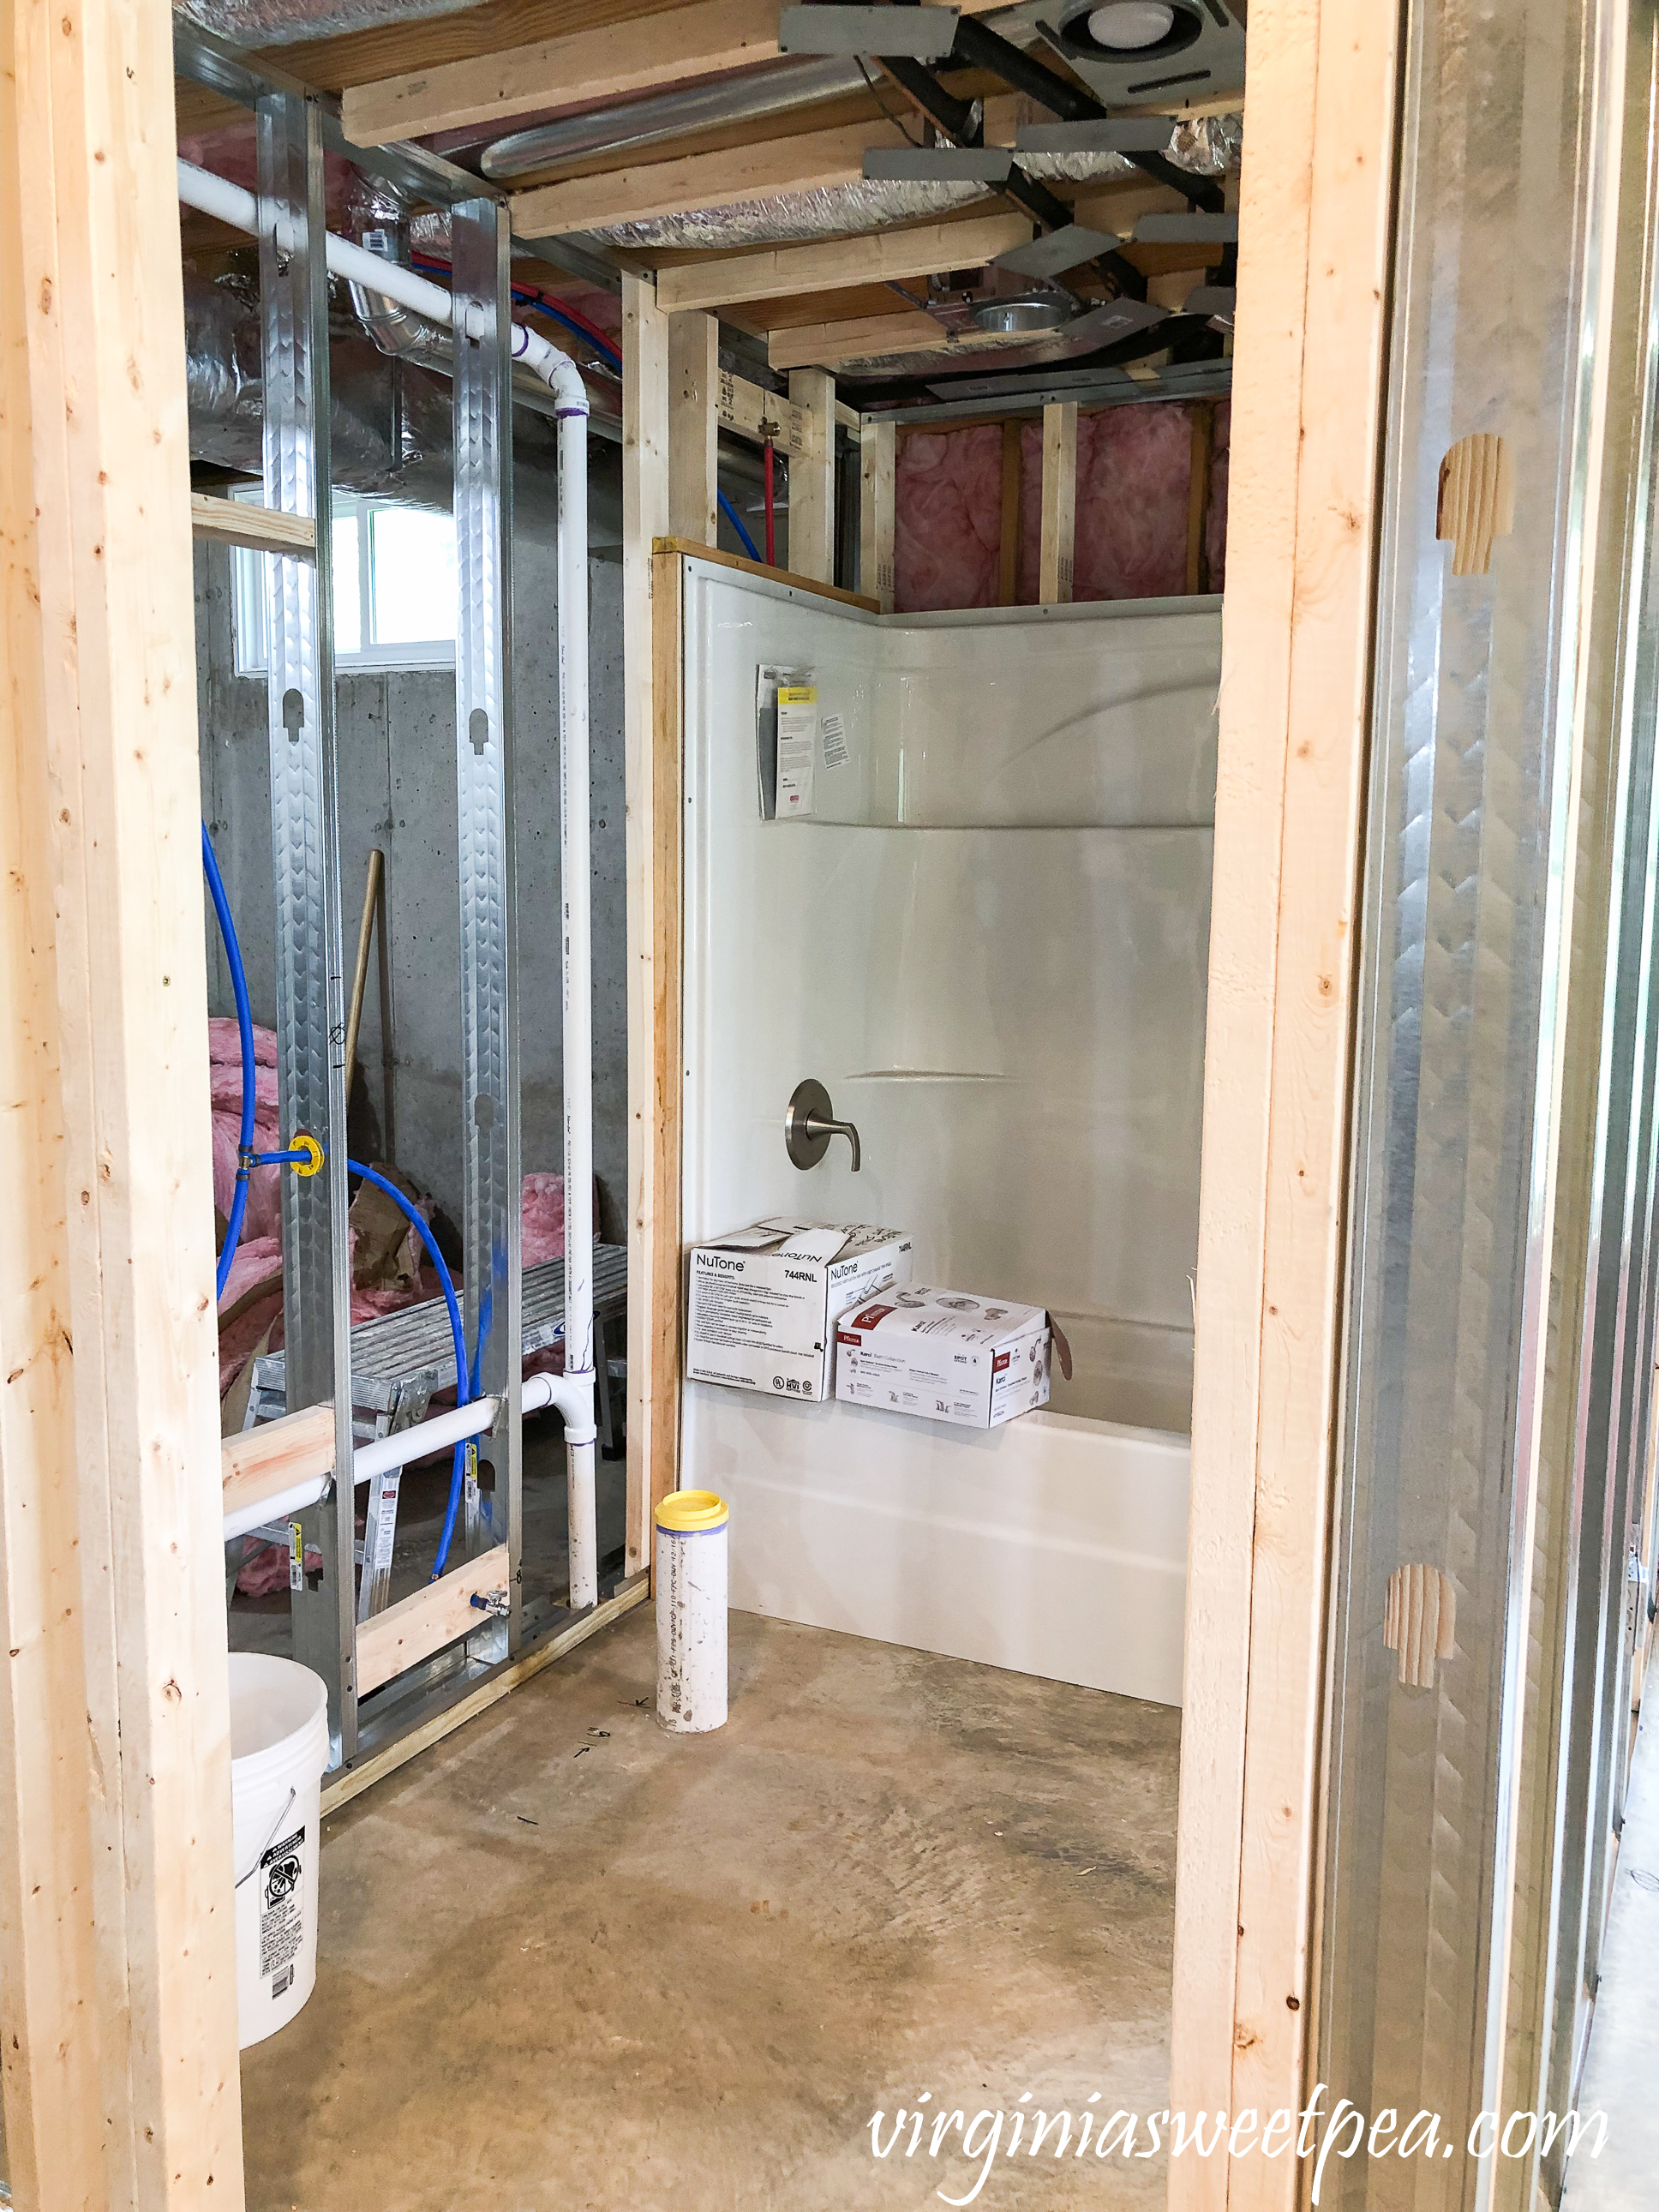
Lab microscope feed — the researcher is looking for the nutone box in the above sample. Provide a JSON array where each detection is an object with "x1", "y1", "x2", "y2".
[
  {"x1": 835, "y1": 1288, "x2": 1052, "y2": 1429},
  {"x1": 686, "y1": 1219, "x2": 913, "y2": 1402}
]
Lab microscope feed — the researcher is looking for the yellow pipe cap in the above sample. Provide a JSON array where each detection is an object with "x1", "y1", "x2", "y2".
[{"x1": 655, "y1": 1489, "x2": 729, "y2": 1532}]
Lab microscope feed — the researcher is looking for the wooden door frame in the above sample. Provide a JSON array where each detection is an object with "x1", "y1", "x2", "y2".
[{"x1": 621, "y1": 3, "x2": 1404, "y2": 2201}]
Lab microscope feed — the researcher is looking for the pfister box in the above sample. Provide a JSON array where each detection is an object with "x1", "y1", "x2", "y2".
[
  {"x1": 834, "y1": 1287, "x2": 1051, "y2": 1429},
  {"x1": 686, "y1": 1219, "x2": 913, "y2": 1402}
]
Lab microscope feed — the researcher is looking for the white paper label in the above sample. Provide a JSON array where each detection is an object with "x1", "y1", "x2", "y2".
[
  {"x1": 776, "y1": 686, "x2": 818, "y2": 817},
  {"x1": 821, "y1": 711, "x2": 848, "y2": 769}
]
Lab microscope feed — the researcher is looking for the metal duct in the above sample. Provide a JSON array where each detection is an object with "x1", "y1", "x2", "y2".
[
  {"x1": 180, "y1": 267, "x2": 582, "y2": 526},
  {"x1": 174, "y1": 0, "x2": 476, "y2": 49},
  {"x1": 597, "y1": 178, "x2": 990, "y2": 251}
]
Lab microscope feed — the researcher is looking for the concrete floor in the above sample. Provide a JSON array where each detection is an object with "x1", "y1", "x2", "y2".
[
  {"x1": 242, "y1": 1608, "x2": 1181, "y2": 2211},
  {"x1": 1563, "y1": 1701, "x2": 1659, "y2": 2210}
]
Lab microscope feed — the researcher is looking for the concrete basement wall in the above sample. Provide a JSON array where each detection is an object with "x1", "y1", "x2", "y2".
[{"x1": 195, "y1": 474, "x2": 629, "y2": 1244}]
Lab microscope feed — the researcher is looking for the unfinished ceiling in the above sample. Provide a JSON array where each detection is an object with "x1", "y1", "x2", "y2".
[{"x1": 174, "y1": 0, "x2": 1243, "y2": 407}]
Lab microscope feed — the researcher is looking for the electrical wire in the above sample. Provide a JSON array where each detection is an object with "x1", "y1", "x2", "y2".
[
  {"x1": 858, "y1": 55, "x2": 925, "y2": 147},
  {"x1": 203, "y1": 824, "x2": 255, "y2": 1303}
]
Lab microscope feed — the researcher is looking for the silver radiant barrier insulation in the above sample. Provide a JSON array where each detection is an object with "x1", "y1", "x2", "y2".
[{"x1": 175, "y1": 0, "x2": 476, "y2": 46}]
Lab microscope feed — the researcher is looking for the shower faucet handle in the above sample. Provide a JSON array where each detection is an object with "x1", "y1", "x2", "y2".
[{"x1": 785, "y1": 1078, "x2": 861, "y2": 1173}]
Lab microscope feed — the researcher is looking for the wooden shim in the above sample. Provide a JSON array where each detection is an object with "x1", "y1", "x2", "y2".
[
  {"x1": 653, "y1": 537, "x2": 877, "y2": 614},
  {"x1": 190, "y1": 490, "x2": 317, "y2": 559},
  {"x1": 999, "y1": 417, "x2": 1021, "y2": 606},
  {"x1": 623, "y1": 272, "x2": 671, "y2": 1581},
  {"x1": 342, "y1": 0, "x2": 1003, "y2": 147},
  {"x1": 321, "y1": 1575, "x2": 650, "y2": 1814},
  {"x1": 356, "y1": 1544, "x2": 510, "y2": 1694},
  {"x1": 668, "y1": 311, "x2": 719, "y2": 548},
  {"x1": 859, "y1": 419, "x2": 896, "y2": 613},
  {"x1": 1436, "y1": 431, "x2": 1516, "y2": 575},
  {"x1": 1165, "y1": 0, "x2": 1401, "y2": 2204},
  {"x1": 1186, "y1": 400, "x2": 1215, "y2": 595},
  {"x1": 656, "y1": 212, "x2": 1032, "y2": 316},
  {"x1": 1039, "y1": 400, "x2": 1076, "y2": 605},
  {"x1": 8, "y1": 0, "x2": 247, "y2": 2192},
  {"x1": 788, "y1": 368, "x2": 837, "y2": 584},
  {"x1": 219, "y1": 1401, "x2": 336, "y2": 1527}
]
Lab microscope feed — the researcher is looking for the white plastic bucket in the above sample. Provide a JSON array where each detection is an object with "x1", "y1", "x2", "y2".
[
  {"x1": 656, "y1": 1490, "x2": 728, "y2": 1732},
  {"x1": 228, "y1": 1653, "x2": 329, "y2": 2049}
]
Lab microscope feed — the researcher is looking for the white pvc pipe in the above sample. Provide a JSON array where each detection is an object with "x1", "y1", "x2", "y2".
[
  {"x1": 557, "y1": 405, "x2": 599, "y2": 1609},
  {"x1": 175, "y1": 159, "x2": 588, "y2": 412},
  {"x1": 183, "y1": 156, "x2": 600, "y2": 1598}
]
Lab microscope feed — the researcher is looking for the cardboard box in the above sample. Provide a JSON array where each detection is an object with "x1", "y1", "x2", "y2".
[
  {"x1": 686, "y1": 1219, "x2": 913, "y2": 1402},
  {"x1": 834, "y1": 1287, "x2": 1051, "y2": 1429}
]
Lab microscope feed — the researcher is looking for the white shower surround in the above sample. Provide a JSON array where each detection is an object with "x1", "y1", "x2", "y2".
[{"x1": 676, "y1": 560, "x2": 1218, "y2": 1704}]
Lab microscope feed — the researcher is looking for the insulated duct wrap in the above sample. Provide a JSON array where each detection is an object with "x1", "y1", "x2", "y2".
[
  {"x1": 174, "y1": 0, "x2": 476, "y2": 46},
  {"x1": 598, "y1": 179, "x2": 989, "y2": 252}
]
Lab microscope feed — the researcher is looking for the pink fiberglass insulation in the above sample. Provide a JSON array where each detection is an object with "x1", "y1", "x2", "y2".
[
  {"x1": 894, "y1": 424, "x2": 1004, "y2": 613},
  {"x1": 1067, "y1": 403, "x2": 1195, "y2": 602},
  {"x1": 1205, "y1": 397, "x2": 1231, "y2": 592},
  {"x1": 897, "y1": 400, "x2": 1228, "y2": 614}
]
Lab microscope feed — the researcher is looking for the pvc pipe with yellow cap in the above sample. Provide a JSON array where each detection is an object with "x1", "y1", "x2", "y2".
[{"x1": 655, "y1": 1490, "x2": 729, "y2": 1733}]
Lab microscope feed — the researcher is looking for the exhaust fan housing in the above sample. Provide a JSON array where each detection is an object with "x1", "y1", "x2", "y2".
[{"x1": 1042, "y1": 0, "x2": 1245, "y2": 102}]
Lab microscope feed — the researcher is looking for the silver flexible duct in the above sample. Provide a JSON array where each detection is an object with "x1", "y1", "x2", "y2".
[{"x1": 174, "y1": 0, "x2": 476, "y2": 48}]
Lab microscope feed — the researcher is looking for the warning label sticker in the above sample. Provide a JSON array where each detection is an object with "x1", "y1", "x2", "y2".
[{"x1": 259, "y1": 1825, "x2": 305, "y2": 1987}]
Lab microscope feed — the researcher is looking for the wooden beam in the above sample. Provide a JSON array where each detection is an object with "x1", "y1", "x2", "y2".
[
  {"x1": 342, "y1": 0, "x2": 1003, "y2": 148},
  {"x1": 656, "y1": 212, "x2": 1032, "y2": 316},
  {"x1": 788, "y1": 369, "x2": 838, "y2": 585},
  {"x1": 769, "y1": 309, "x2": 1026, "y2": 373},
  {"x1": 716, "y1": 368, "x2": 807, "y2": 453},
  {"x1": 3, "y1": 0, "x2": 245, "y2": 2196},
  {"x1": 998, "y1": 418, "x2": 1021, "y2": 607},
  {"x1": 1166, "y1": 0, "x2": 1401, "y2": 2202},
  {"x1": 859, "y1": 419, "x2": 896, "y2": 614},
  {"x1": 1039, "y1": 401, "x2": 1076, "y2": 606},
  {"x1": 653, "y1": 537, "x2": 877, "y2": 614},
  {"x1": 668, "y1": 311, "x2": 719, "y2": 548},
  {"x1": 508, "y1": 92, "x2": 1021, "y2": 243},
  {"x1": 219, "y1": 1401, "x2": 336, "y2": 1528},
  {"x1": 622, "y1": 273, "x2": 673, "y2": 1583},
  {"x1": 356, "y1": 1544, "x2": 510, "y2": 1695},
  {"x1": 646, "y1": 545, "x2": 686, "y2": 1550},
  {"x1": 1185, "y1": 401, "x2": 1215, "y2": 595},
  {"x1": 510, "y1": 119, "x2": 909, "y2": 243},
  {"x1": 190, "y1": 490, "x2": 316, "y2": 560},
  {"x1": 322, "y1": 1574, "x2": 650, "y2": 1813}
]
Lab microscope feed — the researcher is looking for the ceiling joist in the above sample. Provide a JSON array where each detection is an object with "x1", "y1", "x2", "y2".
[
  {"x1": 341, "y1": 0, "x2": 1005, "y2": 150},
  {"x1": 655, "y1": 210, "x2": 1032, "y2": 315},
  {"x1": 511, "y1": 93, "x2": 1021, "y2": 242}
]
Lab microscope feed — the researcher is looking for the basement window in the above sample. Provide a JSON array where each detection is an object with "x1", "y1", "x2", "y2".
[{"x1": 229, "y1": 488, "x2": 458, "y2": 675}]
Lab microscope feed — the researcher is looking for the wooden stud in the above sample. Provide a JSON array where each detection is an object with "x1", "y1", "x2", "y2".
[
  {"x1": 1186, "y1": 400, "x2": 1216, "y2": 595},
  {"x1": 646, "y1": 545, "x2": 686, "y2": 1547},
  {"x1": 787, "y1": 368, "x2": 838, "y2": 584},
  {"x1": 859, "y1": 420, "x2": 896, "y2": 614},
  {"x1": 1166, "y1": 0, "x2": 1402, "y2": 2203},
  {"x1": 668, "y1": 311, "x2": 719, "y2": 548},
  {"x1": 340, "y1": 0, "x2": 1006, "y2": 147},
  {"x1": 3, "y1": 0, "x2": 246, "y2": 2196},
  {"x1": 1039, "y1": 400, "x2": 1077, "y2": 606},
  {"x1": 999, "y1": 418, "x2": 1021, "y2": 607},
  {"x1": 656, "y1": 213, "x2": 1032, "y2": 317},
  {"x1": 189, "y1": 490, "x2": 316, "y2": 559},
  {"x1": 622, "y1": 270, "x2": 672, "y2": 1583}
]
